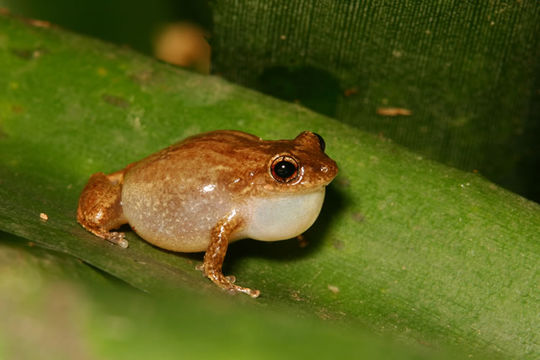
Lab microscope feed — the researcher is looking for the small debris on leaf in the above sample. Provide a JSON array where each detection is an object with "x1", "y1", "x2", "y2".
[
  {"x1": 26, "y1": 18, "x2": 51, "y2": 28},
  {"x1": 327, "y1": 284, "x2": 340, "y2": 294},
  {"x1": 351, "y1": 212, "x2": 365, "y2": 223},
  {"x1": 377, "y1": 107, "x2": 412, "y2": 116},
  {"x1": 102, "y1": 94, "x2": 130, "y2": 109},
  {"x1": 344, "y1": 88, "x2": 358, "y2": 97}
]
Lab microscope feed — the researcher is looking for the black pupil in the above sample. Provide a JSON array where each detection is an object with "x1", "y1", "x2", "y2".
[{"x1": 274, "y1": 161, "x2": 296, "y2": 179}]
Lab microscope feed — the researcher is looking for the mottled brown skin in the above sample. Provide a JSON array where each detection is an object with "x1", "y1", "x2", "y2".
[
  {"x1": 77, "y1": 171, "x2": 129, "y2": 248},
  {"x1": 130, "y1": 130, "x2": 334, "y2": 197},
  {"x1": 77, "y1": 130, "x2": 338, "y2": 297}
]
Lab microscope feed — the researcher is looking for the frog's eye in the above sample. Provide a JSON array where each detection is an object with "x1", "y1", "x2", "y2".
[
  {"x1": 313, "y1": 133, "x2": 326, "y2": 152},
  {"x1": 271, "y1": 155, "x2": 299, "y2": 183}
]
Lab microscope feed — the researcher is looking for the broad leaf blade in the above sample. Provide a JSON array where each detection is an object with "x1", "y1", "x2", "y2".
[
  {"x1": 0, "y1": 14, "x2": 538, "y2": 359},
  {"x1": 2, "y1": 232, "x2": 453, "y2": 360}
]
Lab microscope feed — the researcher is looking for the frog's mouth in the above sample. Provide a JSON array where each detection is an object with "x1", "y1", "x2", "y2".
[{"x1": 238, "y1": 187, "x2": 326, "y2": 241}]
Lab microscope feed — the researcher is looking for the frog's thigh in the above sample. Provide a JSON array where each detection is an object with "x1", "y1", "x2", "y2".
[{"x1": 77, "y1": 172, "x2": 128, "y2": 248}]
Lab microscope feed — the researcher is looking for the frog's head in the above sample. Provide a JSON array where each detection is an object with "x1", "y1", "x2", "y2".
[
  {"x1": 233, "y1": 131, "x2": 339, "y2": 242},
  {"x1": 264, "y1": 131, "x2": 338, "y2": 191}
]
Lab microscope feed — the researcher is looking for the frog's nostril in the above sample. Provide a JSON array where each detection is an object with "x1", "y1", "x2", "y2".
[{"x1": 313, "y1": 133, "x2": 326, "y2": 152}]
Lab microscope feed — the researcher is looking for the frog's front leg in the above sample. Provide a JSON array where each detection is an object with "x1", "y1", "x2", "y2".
[{"x1": 201, "y1": 212, "x2": 260, "y2": 298}]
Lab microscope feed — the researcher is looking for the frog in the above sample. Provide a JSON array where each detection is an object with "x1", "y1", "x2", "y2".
[{"x1": 77, "y1": 130, "x2": 338, "y2": 298}]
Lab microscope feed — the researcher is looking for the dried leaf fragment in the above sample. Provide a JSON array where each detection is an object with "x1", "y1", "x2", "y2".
[{"x1": 376, "y1": 107, "x2": 412, "y2": 116}]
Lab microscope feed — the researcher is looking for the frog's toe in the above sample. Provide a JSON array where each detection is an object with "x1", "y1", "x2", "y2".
[
  {"x1": 105, "y1": 231, "x2": 129, "y2": 248},
  {"x1": 223, "y1": 281, "x2": 260, "y2": 298},
  {"x1": 232, "y1": 285, "x2": 260, "y2": 298}
]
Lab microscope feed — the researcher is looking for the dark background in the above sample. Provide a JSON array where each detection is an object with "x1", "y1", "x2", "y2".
[{"x1": 3, "y1": 0, "x2": 538, "y2": 203}]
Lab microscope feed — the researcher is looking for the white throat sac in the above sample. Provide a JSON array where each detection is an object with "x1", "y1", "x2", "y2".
[{"x1": 239, "y1": 188, "x2": 326, "y2": 241}]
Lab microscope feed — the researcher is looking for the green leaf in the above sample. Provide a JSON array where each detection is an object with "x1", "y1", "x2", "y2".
[
  {"x1": 0, "y1": 13, "x2": 538, "y2": 359},
  {"x1": 0, "y1": 232, "x2": 451, "y2": 360}
]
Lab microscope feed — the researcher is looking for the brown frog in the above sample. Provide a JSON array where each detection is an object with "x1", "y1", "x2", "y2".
[{"x1": 77, "y1": 130, "x2": 338, "y2": 297}]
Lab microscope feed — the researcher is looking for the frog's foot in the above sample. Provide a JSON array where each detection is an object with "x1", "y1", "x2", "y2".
[
  {"x1": 296, "y1": 234, "x2": 308, "y2": 248},
  {"x1": 230, "y1": 284, "x2": 260, "y2": 298},
  {"x1": 201, "y1": 266, "x2": 260, "y2": 298},
  {"x1": 83, "y1": 225, "x2": 129, "y2": 249},
  {"x1": 104, "y1": 231, "x2": 129, "y2": 249}
]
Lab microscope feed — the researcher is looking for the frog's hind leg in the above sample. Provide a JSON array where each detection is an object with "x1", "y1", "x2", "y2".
[{"x1": 77, "y1": 171, "x2": 129, "y2": 248}]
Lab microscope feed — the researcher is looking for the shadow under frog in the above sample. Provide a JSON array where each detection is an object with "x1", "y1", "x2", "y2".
[{"x1": 77, "y1": 130, "x2": 338, "y2": 298}]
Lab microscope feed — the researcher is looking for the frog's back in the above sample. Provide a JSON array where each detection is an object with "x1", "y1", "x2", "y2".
[{"x1": 120, "y1": 135, "x2": 240, "y2": 252}]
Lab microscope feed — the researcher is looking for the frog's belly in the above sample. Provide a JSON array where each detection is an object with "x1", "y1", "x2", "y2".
[
  {"x1": 121, "y1": 184, "x2": 232, "y2": 253},
  {"x1": 238, "y1": 188, "x2": 326, "y2": 241}
]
